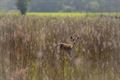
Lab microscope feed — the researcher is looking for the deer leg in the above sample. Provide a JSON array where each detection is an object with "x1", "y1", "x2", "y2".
[{"x1": 68, "y1": 49, "x2": 76, "y2": 67}]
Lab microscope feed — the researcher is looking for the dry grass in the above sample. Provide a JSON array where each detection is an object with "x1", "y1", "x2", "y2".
[{"x1": 0, "y1": 15, "x2": 120, "y2": 80}]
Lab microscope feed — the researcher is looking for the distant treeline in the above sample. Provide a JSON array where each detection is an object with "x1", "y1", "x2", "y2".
[
  {"x1": 1, "y1": 0, "x2": 120, "y2": 12},
  {"x1": 29, "y1": 0, "x2": 120, "y2": 12}
]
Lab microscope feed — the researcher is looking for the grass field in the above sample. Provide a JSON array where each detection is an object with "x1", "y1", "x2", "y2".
[
  {"x1": 27, "y1": 12, "x2": 120, "y2": 16},
  {"x1": 0, "y1": 13, "x2": 120, "y2": 80},
  {"x1": 0, "y1": 12, "x2": 120, "y2": 17}
]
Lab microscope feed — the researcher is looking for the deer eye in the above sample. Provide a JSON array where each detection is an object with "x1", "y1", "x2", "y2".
[
  {"x1": 76, "y1": 37, "x2": 79, "y2": 40},
  {"x1": 70, "y1": 36, "x2": 73, "y2": 40}
]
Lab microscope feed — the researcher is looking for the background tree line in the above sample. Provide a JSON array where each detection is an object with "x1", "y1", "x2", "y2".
[
  {"x1": 29, "y1": 0, "x2": 120, "y2": 12},
  {"x1": 0, "y1": 0, "x2": 120, "y2": 13}
]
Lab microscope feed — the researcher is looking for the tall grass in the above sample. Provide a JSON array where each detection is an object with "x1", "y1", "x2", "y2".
[{"x1": 0, "y1": 15, "x2": 120, "y2": 80}]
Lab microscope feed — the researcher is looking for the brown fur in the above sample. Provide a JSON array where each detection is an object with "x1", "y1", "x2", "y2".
[
  {"x1": 57, "y1": 34, "x2": 79, "y2": 51},
  {"x1": 58, "y1": 43, "x2": 73, "y2": 50}
]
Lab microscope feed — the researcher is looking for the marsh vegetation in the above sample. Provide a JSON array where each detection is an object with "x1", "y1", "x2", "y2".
[{"x1": 0, "y1": 15, "x2": 120, "y2": 80}]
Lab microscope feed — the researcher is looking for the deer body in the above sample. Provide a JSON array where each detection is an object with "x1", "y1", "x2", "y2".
[{"x1": 58, "y1": 43, "x2": 73, "y2": 51}]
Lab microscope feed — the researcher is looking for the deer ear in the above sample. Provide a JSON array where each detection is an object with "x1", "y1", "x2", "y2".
[{"x1": 70, "y1": 36, "x2": 75, "y2": 42}]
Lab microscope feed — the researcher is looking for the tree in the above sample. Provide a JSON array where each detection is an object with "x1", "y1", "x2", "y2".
[{"x1": 16, "y1": 0, "x2": 30, "y2": 15}]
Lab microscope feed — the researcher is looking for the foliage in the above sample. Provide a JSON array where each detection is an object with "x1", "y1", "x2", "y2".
[
  {"x1": 29, "y1": 0, "x2": 120, "y2": 12},
  {"x1": 16, "y1": 0, "x2": 31, "y2": 15}
]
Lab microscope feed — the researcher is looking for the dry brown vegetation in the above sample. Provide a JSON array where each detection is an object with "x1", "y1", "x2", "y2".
[{"x1": 0, "y1": 15, "x2": 120, "y2": 80}]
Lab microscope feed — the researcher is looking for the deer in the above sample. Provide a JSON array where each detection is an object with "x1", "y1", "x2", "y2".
[{"x1": 56, "y1": 34, "x2": 80, "y2": 67}]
